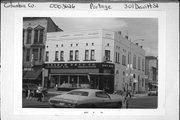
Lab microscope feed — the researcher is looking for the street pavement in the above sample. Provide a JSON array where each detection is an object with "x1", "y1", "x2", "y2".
[
  {"x1": 22, "y1": 89, "x2": 157, "y2": 108},
  {"x1": 128, "y1": 96, "x2": 157, "y2": 108}
]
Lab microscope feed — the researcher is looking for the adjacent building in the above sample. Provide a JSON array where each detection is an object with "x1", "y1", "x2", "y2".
[
  {"x1": 145, "y1": 56, "x2": 158, "y2": 90},
  {"x1": 44, "y1": 29, "x2": 146, "y2": 93},
  {"x1": 23, "y1": 17, "x2": 62, "y2": 85}
]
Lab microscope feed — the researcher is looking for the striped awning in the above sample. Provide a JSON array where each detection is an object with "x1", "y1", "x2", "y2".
[{"x1": 23, "y1": 70, "x2": 42, "y2": 79}]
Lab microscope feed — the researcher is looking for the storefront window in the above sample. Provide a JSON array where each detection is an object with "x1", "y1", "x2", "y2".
[
  {"x1": 60, "y1": 76, "x2": 68, "y2": 84},
  {"x1": 79, "y1": 76, "x2": 89, "y2": 84},
  {"x1": 70, "y1": 76, "x2": 77, "y2": 84}
]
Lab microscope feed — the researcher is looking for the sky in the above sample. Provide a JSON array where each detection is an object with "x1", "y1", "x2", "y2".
[{"x1": 51, "y1": 18, "x2": 158, "y2": 56}]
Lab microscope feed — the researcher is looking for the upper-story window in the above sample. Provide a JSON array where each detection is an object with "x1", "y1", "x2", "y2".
[
  {"x1": 142, "y1": 59, "x2": 145, "y2": 71},
  {"x1": 55, "y1": 51, "x2": 59, "y2": 61},
  {"x1": 128, "y1": 52, "x2": 131, "y2": 64},
  {"x1": 39, "y1": 48, "x2": 42, "y2": 61},
  {"x1": 105, "y1": 50, "x2": 110, "y2": 61},
  {"x1": 90, "y1": 50, "x2": 95, "y2": 60},
  {"x1": 138, "y1": 57, "x2": 141, "y2": 70},
  {"x1": 85, "y1": 50, "x2": 89, "y2": 60},
  {"x1": 23, "y1": 29, "x2": 25, "y2": 45},
  {"x1": 60, "y1": 51, "x2": 64, "y2": 61},
  {"x1": 115, "y1": 52, "x2": 120, "y2": 63},
  {"x1": 75, "y1": 50, "x2": 79, "y2": 61},
  {"x1": 115, "y1": 52, "x2": 118, "y2": 63},
  {"x1": 142, "y1": 78, "x2": 144, "y2": 87},
  {"x1": 118, "y1": 53, "x2": 120, "y2": 63},
  {"x1": 34, "y1": 25, "x2": 44, "y2": 44},
  {"x1": 122, "y1": 55, "x2": 126, "y2": 66},
  {"x1": 26, "y1": 48, "x2": 30, "y2": 62},
  {"x1": 69, "y1": 50, "x2": 73, "y2": 61},
  {"x1": 45, "y1": 51, "x2": 49, "y2": 62},
  {"x1": 26, "y1": 27, "x2": 32, "y2": 44},
  {"x1": 32, "y1": 48, "x2": 39, "y2": 61},
  {"x1": 133, "y1": 54, "x2": 136, "y2": 69}
]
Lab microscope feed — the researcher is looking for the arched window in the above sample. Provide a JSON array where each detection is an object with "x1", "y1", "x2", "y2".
[
  {"x1": 26, "y1": 27, "x2": 32, "y2": 44},
  {"x1": 34, "y1": 25, "x2": 45, "y2": 44}
]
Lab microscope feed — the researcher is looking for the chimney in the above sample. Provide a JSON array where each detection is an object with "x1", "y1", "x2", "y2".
[
  {"x1": 140, "y1": 46, "x2": 143, "y2": 48},
  {"x1": 136, "y1": 43, "x2": 138, "y2": 46}
]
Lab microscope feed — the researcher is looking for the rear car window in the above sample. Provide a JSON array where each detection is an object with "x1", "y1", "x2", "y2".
[
  {"x1": 95, "y1": 92, "x2": 109, "y2": 98},
  {"x1": 67, "y1": 91, "x2": 89, "y2": 96}
]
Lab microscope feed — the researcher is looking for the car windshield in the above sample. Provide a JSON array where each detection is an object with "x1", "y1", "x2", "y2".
[{"x1": 67, "y1": 91, "x2": 89, "y2": 96}]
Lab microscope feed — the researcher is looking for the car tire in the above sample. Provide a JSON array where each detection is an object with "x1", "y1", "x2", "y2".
[{"x1": 117, "y1": 102, "x2": 122, "y2": 108}]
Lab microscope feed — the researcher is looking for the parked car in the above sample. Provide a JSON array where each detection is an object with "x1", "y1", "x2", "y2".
[
  {"x1": 148, "y1": 90, "x2": 158, "y2": 96},
  {"x1": 49, "y1": 89, "x2": 127, "y2": 108},
  {"x1": 23, "y1": 83, "x2": 48, "y2": 97}
]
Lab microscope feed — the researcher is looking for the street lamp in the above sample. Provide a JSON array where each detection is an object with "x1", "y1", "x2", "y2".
[{"x1": 127, "y1": 38, "x2": 144, "y2": 95}]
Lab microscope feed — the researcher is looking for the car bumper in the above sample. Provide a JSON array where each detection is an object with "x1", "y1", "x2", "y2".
[{"x1": 49, "y1": 100, "x2": 77, "y2": 108}]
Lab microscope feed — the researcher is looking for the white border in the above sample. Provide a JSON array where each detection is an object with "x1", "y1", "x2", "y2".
[{"x1": 13, "y1": 10, "x2": 166, "y2": 116}]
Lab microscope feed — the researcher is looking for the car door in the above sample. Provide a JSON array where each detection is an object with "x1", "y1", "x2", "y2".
[{"x1": 95, "y1": 91, "x2": 112, "y2": 108}]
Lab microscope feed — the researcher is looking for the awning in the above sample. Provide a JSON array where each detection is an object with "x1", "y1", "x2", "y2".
[
  {"x1": 23, "y1": 70, "x2": 42, "y2": 79},
  {"x1": 50, "y1": 69, "x2": 99, "y2": 74},
  {"x1": 89, "y1": 73, "x2": 114, "y2": 76}
]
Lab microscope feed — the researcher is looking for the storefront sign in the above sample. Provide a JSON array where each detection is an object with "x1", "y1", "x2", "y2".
[{"x1": 45, "y1": 63, "x2": 114, "y2": 69}]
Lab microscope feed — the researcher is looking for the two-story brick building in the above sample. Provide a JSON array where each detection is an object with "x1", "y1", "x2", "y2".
[
  {"x1": 44, "y1": 29, "x2": 146, "y2": 93},
  {"x1": 23, "y1": 17, "x2": 62, "y2": 85}
]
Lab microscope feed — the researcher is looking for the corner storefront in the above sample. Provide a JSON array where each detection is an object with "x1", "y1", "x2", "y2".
[{"x1": 44, "y1": 62, "x2": 115, "y2": 93}]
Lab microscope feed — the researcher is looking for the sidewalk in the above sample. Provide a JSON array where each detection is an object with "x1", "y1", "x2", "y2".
[
  {"x1": 47, "y1": 88, "x2": 67, "y2": 95},
  {"x1": 132, "y1": 93, "x2": 148, "y2": 98}
]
